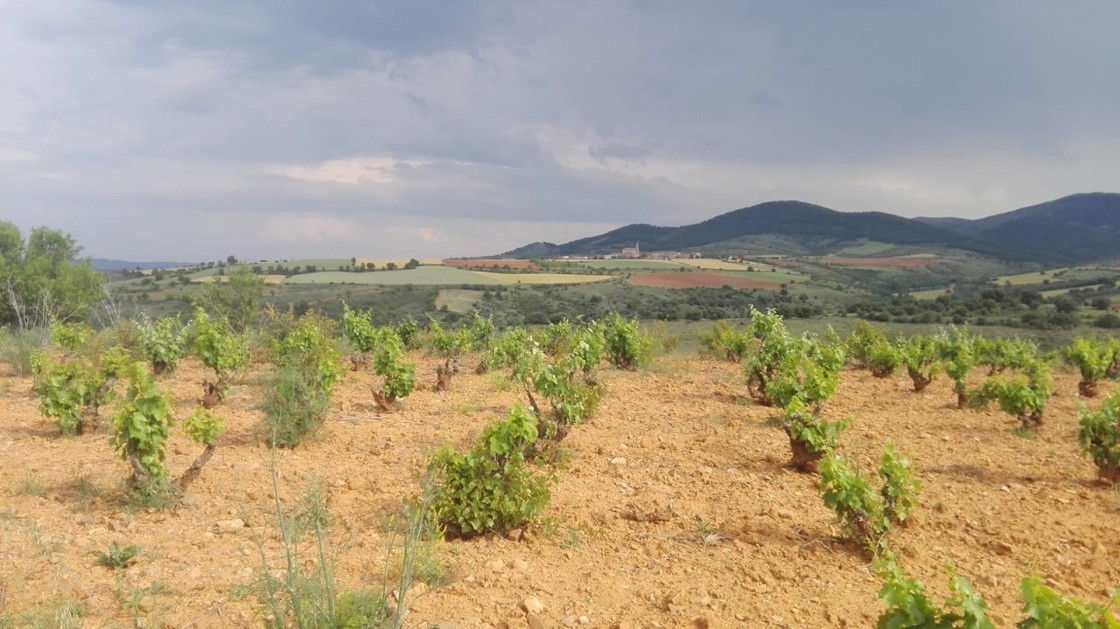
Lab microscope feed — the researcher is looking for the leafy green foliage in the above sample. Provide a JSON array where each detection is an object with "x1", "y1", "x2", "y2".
[
  {"x1": 92, "y1": 542, "x2": 143, "y2": 570},
  {"x1": 603, "y1": 313, "x2": 652, "y2": 370},
  {"x1": 190, "y1": 307, "x2": 249, "y2": 385},
  {"x1": 263, "y1": 366, "x2": 331, "y2": 448},
  {"x1": 341, "y1": 303, "x2": 379, "y2": 354},
  {"x1": 767, "y1": 335, "x2": 846, "y2": 414},
  {"x1": 898, "y1": 335, "x2": 941, "y2": 392},
  {"x1": 514, "y1": 345, "x2": 602, "y2": 434},
  {"x1": 1064, "y1": 337, "x2": 1114, "y2": 397},
  {"x1": 700, "y1": 320, "x2": 752, "y2": 362},
  {"x1": 979, "y1": 361, "x2": 1053, "y2": 431},
  {"x1": 847, "y1": 320, "x2": 889, "y2": 370},
  {"x1": 868, "y1": 338, "x2": 902, "y2": 379},
  {"x1": 1078, "y1": 390, "x2": 1120, "y2": 483},
  {"x1": 878, "y1": 442, "x2": 921, "y2": 526},
  {"x1": 1018, "y1": 574, "x2": 1119, "y2": 628},
  {"x1": 819, "y1": 446, "x2": 919, "y2": 553},
  {"x1": 426, "y1": 316, "x2": 474, "y2": 358},
  {"x1": 743, "y1": 307, "x2": 798, "y2": 406},
  {"x1": 183, "y1": 408, "x2": 223, "y2": 446},
  {"x1": 197, "y1": 266, "x2": 264, "y2": 332},
  {"x1": 0, "y1": 223, "x2": 105, "y2": 328},
  {"x1": 874, "y1": 559, "x2": 994, "y2": 629},
  {"x1": 974, "y1": 338, "x2": 1039, "y2": 376},
  {"x1": 937, "y1": 328, "x2": 978, "y2": 408},
  {"x1": 396, "y1": 314, "x2": 420, "y2": 350},
  {"x1": 783, "y1": 399, "x2": 849, "y2": 472},
  {"x1": 136, "y1": 315, "x2": 188, "y2": 374},
  {"x1": 427, "y1": 405, "x2": 551, "y2": 537},
  {"x1": 50, "y1": 319, "x2": 93, "y2": 352},
  {"x1": 268, "y1": 310, "x2": 341, "y2": 399},
  {"x1": 372, "y1": 328, "x2": 416, "y2": 409},
  {"x1": 481, "y1": 327, "x2": 532, "y2": 373},
  {"x1": 32, "y1": 346, "x2": 129, "y2": 435},
  {"x1": 112, "y1": 362, "x2": 174, "y2": 493}
]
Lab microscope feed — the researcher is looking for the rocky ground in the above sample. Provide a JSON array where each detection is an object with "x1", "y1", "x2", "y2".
[{"x1": 0, "y1": 351, "x2": 1117, "y2": 628}]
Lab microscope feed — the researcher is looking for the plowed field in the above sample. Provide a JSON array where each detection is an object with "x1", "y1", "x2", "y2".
[{"x1": 0, "y1": 355, "x2": 1116, "y2": 627}]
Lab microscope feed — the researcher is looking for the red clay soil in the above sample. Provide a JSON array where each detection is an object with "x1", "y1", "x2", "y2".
[
  {"x1": 443, "y1": 259, "x2": 539, "y2": 270},
  {"x1": 0, "y1": 354, "x2": 1117, "y2": 627},
  {"x1": 820, "y1": 257, "x2": 935, "y2": 268},
  {"x1": 629, "y1": 271, "x2": 782, "y2": 289}
]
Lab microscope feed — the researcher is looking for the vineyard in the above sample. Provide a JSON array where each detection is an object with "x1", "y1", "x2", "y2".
[{"x1": 0, "y1": 312, "x2": 1118, "y2": 627}]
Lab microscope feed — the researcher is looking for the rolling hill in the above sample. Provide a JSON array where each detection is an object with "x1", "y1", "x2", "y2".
[
  {"x1": 502, "y1": 194, "x2": 1120, "y2": 265},
  {"x1": 502, "y1": 200, "x2": 1013, "y2": 260}
]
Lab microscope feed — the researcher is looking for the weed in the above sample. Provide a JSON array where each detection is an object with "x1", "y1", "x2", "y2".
[
  {"x1": 93, "y1": 541, "x2": 143, "y2": 569},
  {"x1": 16, "y1": 472, "x2": 46, "y2": 497}
]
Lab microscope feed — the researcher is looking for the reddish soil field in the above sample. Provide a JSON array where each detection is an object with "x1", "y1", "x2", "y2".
[
  {"x1": 0, "y1": 354, "x2": 1117, "y2": 627},
  {"x1": 443, "y1": 259, "x2": 539, "y2": 270},
  {"x1": 628, "y1": 271, "x2": 782, "y2": 289},
  {"x1": 820, "y1": 257, "x2": 935, "y2": 268}
]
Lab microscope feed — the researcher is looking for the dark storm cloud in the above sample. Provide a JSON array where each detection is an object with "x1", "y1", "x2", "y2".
[{"x1": 2, "y1": 1, "x2": 1118, "y2": 259}]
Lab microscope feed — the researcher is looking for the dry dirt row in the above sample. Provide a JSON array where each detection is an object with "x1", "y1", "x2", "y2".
[{"x1": 0, "y1": 353, "x2": 1117, "y2": 628}]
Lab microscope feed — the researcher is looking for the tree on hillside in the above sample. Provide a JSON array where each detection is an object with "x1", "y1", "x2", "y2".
[
  {"x1": 0, "y1": 221, "x2": 105, "y2": 328},
  {"x1": 197, "y1": 266, "x2": 264, "y2": 332},
  {"x1": 404, "y1": 258, "x2": 420, "y2": 269}
]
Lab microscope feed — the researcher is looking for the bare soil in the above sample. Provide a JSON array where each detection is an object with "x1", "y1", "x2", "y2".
[
  {"x1": 628, "y1": 272, "x2": 782, "y2": 290},
  {"x1": 0, "y1": 354, "x2": 1117, "y2": 628}
]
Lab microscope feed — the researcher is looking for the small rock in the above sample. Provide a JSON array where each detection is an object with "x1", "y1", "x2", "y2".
[
  {"x1": 507, "y1": 528, "x2": 524, "y2": 542},
  {"x1": 562, "y1": 615, "x2": 578, "y2": 627},
  {"x1": 521, "y1": 595, "x2": 545, "y2": 615},
  {"x1": 486, "y1": 558, "x2": 505, "y2": 572},
  {"x1": 993, "y1": 541, "x2": 1013, "y2": 556},
  {"x1": 578, "y1": 617, "x2": 590, "y2": 625},
  {"x1": 512, "y1": 558, "x2": 529, "y2": 571},
  {"x1": 526, "y1": 612, "x2": 545, "y2": 629},
  {"x1": 214, "y1": 519, "x2": 245, "y2": 534},
  {"x1": 610, "y1": 457, "x2": 627, "y2": 467},
  {"x1": 776, "y1": 509, "x2": 795, "y2": 520}
]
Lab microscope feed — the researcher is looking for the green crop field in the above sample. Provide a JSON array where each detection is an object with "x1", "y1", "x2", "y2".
[
  {"x1": 831, "y1": 241, "x2": 896, "y2": 256},
  {"x1": 572, "y1": 259, "x2": 684, "y2": 270},
  {"x1": 284, "y1": 267, "x2": 501, "y2": 285}
]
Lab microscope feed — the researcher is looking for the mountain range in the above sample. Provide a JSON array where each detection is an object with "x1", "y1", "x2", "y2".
[{"x1": 501, "y1": 193, "x2": 1120, "y2": 265}]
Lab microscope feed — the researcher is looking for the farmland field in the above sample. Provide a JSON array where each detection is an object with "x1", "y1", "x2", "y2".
[
  {"x1": 469, "y1": 271, "x2": 613, "y2": 285},
  {"x1": 572, "y1": 259, "x2": 685, "y2": 270},
  {"x1": 284, "y1": 267, "x2": 501, "y2": 285},
  {"x1": 443, "y1": 259, "x2": 539, "y2": 270},
  {"x1": 819, "y1": 256, "x2": 936, "y2": 268},
  {"x1": 628, "y1": 270, "x2": 783, "y2": 289},
  {"x1": 1, "y1": 352, "x2": 1116, "y2": 626}
]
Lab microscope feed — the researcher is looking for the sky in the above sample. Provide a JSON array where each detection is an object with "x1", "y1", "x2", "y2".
[{"x1": 3, "y1": 1, "x2": 1119, "y2": 262}]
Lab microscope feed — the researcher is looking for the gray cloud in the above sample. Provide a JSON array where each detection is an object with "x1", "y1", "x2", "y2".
[{"x1": 3, "y1": 0, "x2": 1119, "y2": 260}]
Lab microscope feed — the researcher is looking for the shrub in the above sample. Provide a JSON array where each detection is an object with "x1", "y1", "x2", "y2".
[
  {"x1": 846, "y1": 320, "x2": 888, "y2": 370},
  {"x1": 342, "y1": 303, "x2": 379, "y2": 354},
  {"x1": 268, "y1": 311, "x2": 341, "y2": 399},
  {"x1": 1064, "y1": 337, "x2": 1113, "y2": 397},
  {"x1": 603, "y1": 313, "x2": 652, "y2": 370},
  {"x1": 1019, "y1": 574, "x2": 1120, "y2": 627},
  {"x1": 32, "y1": 345, "x2": 130, "y2": 435},
  {"x1": 190, "y1": 307, "x2": 249, "y2": 392},
  {"x1": 1078, "y1": 390, "x2": 1120, "y2": 483},
  {"x1": 980, "y1": 361, "x2": 1053, "y2": 432},
  {"x1": 874, "y1": 559, "x2": 994, "y2": 629},
  {"x1": 263, "y1": 366, "x2": 330, "y2": 448},
  {"x1": 819, "y1": 445, "x2": 919, "y2": 554},
  {"x1": 974, "y1": 337, "x2": 1039, "y2": 376},
  {"x1": 178, "y1": 408, "x2": 223, "y2": 490},
  {"x1": 396, "y1": 314, "x2": 420, "y2": 349},
  {"x1": 136, "y1": 315, "x2": 188, "y2": 375},
  {"x1": 371, "y1": 329, "x2": 416, "y2": 411},
  {"x1": 426, "y1": 316, "x2": 473, "y2": 358},
  {"x1": 898, "y1": 336, "x2": 940, "y2": 392},
  {"x1": 514, "y1": 345, "x2": 602, "y2": 443},
  {"x1": 50, "y1": 319, "x2": 93, "y2": 352},
  {"x1": 0, "y1": 325, "x2": 50, "y2": 376},
  {"x1": 937, "y1": 328, "x2": 978, "y2": 408},
  {"x1": 479, "y1": 327, "x2": 532, "y2": 373},
  {"x1": 92, "y1": 542, "x2": 143, "y2": 570},
  {"x1": 767, "y1": 335, "x2": 846, "y2": 414},
  {"x1": 112, "y1": 362, "x2": 174, "y2": 499},
  {"x1": 743, "y1": 307, "x2": 797, "y2": 406},
  {"x1": 867, "y1": 338, "x2": 902, "y2": 379},
  {"x1": 427, "y1": 405, "x2": 551, "y2": 537},
  {"x1": 783, "y1": 398, "x2": 849, "y2": 472},
  {"x1": 700, "y1": 320, "x2": 752, "y2": 362}
]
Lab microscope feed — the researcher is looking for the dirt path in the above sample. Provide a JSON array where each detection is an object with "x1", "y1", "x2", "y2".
[{"x1": 0, "y1": 354, "x2": 1116, "y2": 627}]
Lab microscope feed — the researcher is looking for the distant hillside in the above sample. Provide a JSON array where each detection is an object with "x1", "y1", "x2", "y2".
[
  {"x1": 502, "y1": 200, "x2": 1011, "y2": 260},
  {"x1": 91, "y1": 259, "x2": 192, "y2": 271},
  {"x1": 918, "y1": 193, "x2": 1120, "y2": 264}
]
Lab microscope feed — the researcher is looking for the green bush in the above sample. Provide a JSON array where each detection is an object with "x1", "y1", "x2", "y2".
[
  {"x1": 342, "y1": 303, "x2": 379, "y2": 354},
  {"x1": 137, "y1": 315, "x2": 188, "y2": 375},
  {"x1": 783, "y1": 398, "x2": 849, "y2": 472},
  {"x1": 1078, "y1": 390, "x2": 1120, "y2": 483},
  {"x1": 268, "y1": 311, "x2": 341, "y2": 399},
  {"x1": 480, "y1": 327, "x2": 532, "y2": 373},
  {"x1": 819, "y1": 445, "x2": 919, "y2": 554},
  {"x1": 743, "y1": 307, "x2": 798, "y2": 406},
  {"x1": 0, "y1": 325, "x2": 50, "y2": 376},
  {"x1": 190, "y1": 307, "x2": 249, "y2": 389},
  {"x1": 372, "y1": 328, "x2": 416, "y2": 411},
  {"x1": 32, "y1": 345, "x2": 129, "y2": 435},
  {"x1": 974, "y1": 337, "x2": 1039, "y2": 376},
  {"x1": 1064, "y1": 337, "x2": 1113, "y2": 397},
  {"x1": 112, "y1": 362, "x2": 175, "y2": 500},
  {"x1": 898, "y1": 336, "x2": 940, "y2": 393},
  {"x1": 766, "y1": 335, "x2": 846, "y2": 414},
  {"x1": 50, "y1": 319, "x2": 93, "y2": 352},
  {"x1": 603, "y1": 313, "x2": 652, "y2": 370},
  {"x1": 847, "y1": 320, "x2": 889, "y2": 370},
  {"x1": 700, "y1": 320, "x2": 752, "y2": 362},
  {"x1": 937, "y1": 328, "x2": 978, "y2": 408},
  {"x1": 979, "y1": 361, "x2": 1053, "y2": 432},
  {"x1": 428, "y1": 405, "x2": 551, "y2": 537},
  {"x1": 263, "y1": 366, "x2": 330, "y2": 448},
  {"x1": 1019, "y1": 574, "x2": 1120, "y2": 627},
  {"x1": 874, "y1": 559, "x2": 994, "y2": 629},
  {"x1": 514, "y1": 345, "x2": 602, "y2": 441},
  {"x1": 868, "y1": 338, "x2": 902, "y2": 379}
]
